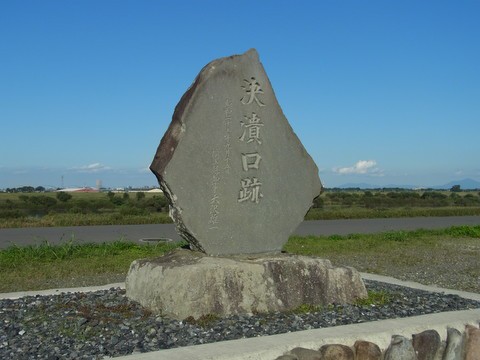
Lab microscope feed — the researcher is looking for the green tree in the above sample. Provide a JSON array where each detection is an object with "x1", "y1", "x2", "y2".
[
  {"x1": 450, "y1": 185, "x2": 461, "y2": 192},
  {"x1": 19, "y1": 186, "x2": 35, "y2": 193},
  {"x1": 136, "y1": 192, "x2": 145, "y2": 201},
  {"x1": 29, "y1": 195, "x2": 57, "y2": 208},
  {"x1": 56, "y1": 191, "x2": 72, "y2": 202},
  {"x1": 145, "y1": 195, "x2": 168, "y2": 212},
  {"x1": 111, "y1": 197, "x2": 124, "y2": 206}
]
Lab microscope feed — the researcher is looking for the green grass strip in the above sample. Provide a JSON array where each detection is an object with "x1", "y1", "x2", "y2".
[
  {"x1": 283, "y1": 225, "x2": 480, "y2": 255},
  {"x1": 305, "y1": 207, "x2": 480, "y2": 220},
  {"x1": 0, "y1": 239, "x2": 186, "y2": 292}
]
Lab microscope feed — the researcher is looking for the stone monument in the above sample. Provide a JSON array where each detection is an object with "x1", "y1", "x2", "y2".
[
  {"x1": 126, "y1": 49, "x2": 367, "y2": 319},
  {"x1": 150, "y1": 48, "x2": 321, "y2": 255}
]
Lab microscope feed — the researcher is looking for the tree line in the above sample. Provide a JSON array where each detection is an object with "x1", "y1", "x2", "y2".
[
  {"x1": 0, "y1": 191, "x2": 169, "y2": 219},
  {"x1": 313, "y1": 189, "x2": 480, "y2": 209}
]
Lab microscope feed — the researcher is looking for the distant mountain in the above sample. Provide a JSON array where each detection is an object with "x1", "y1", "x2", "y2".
[
  {"x1": 334, "y1": 178, "x2": 480, "y2": 190},
  {"x1": 336, "y1": 183, "x2": 417, "y2": 189},
  {"x1": 433, "y1": 178, "x2": 480, "y2": 190},
  {"x1": 335, "y1": 183, "x2": 378, "y2": 189}
]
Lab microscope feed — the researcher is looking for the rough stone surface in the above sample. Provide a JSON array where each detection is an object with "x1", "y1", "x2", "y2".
[
  {"x1": 464, "y1": 325, "x2": 480, "y2": 360},
  {"x1": 276, "y1": 322, "x2": 480, "y2": 360},
  {"x1": 412, "y1": 329, "x2": 441, "y2": 360},
  {"x1": 384, "y1": 335, "x2": 416, "y2": 360},
  {"x1": 125, "y1": 248, "x2": 367, "y2": 319},
  {"x1": 443, "y1": 327, "x2": 463, "y2": 360},
  {"x1": 354, "y1": 340, "x2": 382, "y2": 360},
  {"x1": 275, "y1": 355, "x2": 299, "y2": 360},
  {"x1": 288, "y1": 347, "x2": 322, "y2": 360},
  {"x1": 319, "y1": 344, "x2": 354, "y2": 360},
  {"x1": 150, "y1": 48, "x2": 322, "y2": 255}
]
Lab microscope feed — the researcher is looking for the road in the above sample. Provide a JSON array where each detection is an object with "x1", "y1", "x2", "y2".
[{"x1": 1, "y1": 216, "x2": 479, "y2": 249}]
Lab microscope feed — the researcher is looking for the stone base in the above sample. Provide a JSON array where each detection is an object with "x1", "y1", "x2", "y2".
[{"x1": 125, "y1": 249, "x2": 367, "y2": 319}]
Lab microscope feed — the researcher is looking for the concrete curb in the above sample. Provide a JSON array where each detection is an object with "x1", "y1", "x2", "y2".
[
  {"x1": 0, "y1": 282, "x2": 125, "y2": 300},
  {"x1": 2, "y1": 273, "x2": 478, "y2": 302},
  {"x1": 1, "y1": 275, "x2": 479, "y2": 360},
  {"x1": 360, "y1": 272, "x2": 480, "y2": 301}
]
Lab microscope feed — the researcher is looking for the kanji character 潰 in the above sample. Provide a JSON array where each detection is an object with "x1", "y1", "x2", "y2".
[{"x1": 239, "y1": 112, "x2": 264, "y2": 144}]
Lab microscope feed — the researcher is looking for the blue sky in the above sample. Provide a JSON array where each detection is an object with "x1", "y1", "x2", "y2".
[{"x1": 1, "y1": 1, "x2": 479, "y2": 189}]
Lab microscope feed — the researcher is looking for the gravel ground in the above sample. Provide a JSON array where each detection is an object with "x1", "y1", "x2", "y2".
[
  {"x1": 325, "y1": 238, "x2": 480, "y2": 293},
  {"x1": 1, "y1": 280, "x2": 479, "y2": 360}
]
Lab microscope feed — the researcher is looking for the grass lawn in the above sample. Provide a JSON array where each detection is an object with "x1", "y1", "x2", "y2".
[
  {"x1": 1, "y1": 225, "x2": 479, "y2": 294},
  {"x1": 0, "y1": 240, "x2": 185, "y2": 292},
  {"x1": 305, "y1": 206, "x2": 480, "y2": 220}
]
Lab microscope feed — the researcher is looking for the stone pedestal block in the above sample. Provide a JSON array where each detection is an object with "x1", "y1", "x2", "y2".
[{"x1": 125, "y1": 249, "x2": 367, "y2": 319}]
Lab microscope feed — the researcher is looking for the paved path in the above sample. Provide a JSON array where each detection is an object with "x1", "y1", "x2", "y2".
[{"x1": 1, "y1": 216, "x2": 479, "y2": 249}]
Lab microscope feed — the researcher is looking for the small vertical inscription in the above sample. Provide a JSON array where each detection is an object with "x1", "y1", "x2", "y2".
[
  {"x1": 224, "y1": 98, "x2": 233, "y2": 174},
  {"x1": 209, "y1": 149, "x2": 221, "y2": 229}
]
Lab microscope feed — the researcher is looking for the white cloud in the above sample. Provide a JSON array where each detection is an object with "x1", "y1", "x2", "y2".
[
  {"x1": 73, "y1": 163, "x2": 111, "y2": 173},
  {"x1": 333, "y1": 160, "x2": 383, "y2": 176}
]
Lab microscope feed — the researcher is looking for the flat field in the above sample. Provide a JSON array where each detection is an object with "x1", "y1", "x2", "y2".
[
  {"x1": 1, "y1": 189, "x2": 480, "y2": 228},
  {"x1": 0, "y1": 191, "x2": 171, "y2": 228}
]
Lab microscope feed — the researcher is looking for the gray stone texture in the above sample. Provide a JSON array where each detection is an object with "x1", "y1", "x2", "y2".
[
  {"x1": 412, "y1": 329, "x2": 442, "y2": 360},
  {"x1": 125, "y1": 248, "x2": 367, "y2": 319},
  {"x1": 275, "y1": 354, "x2": 300, "y2": 360},
  {"x1": 443, "y1": 327, "x2": 463, "y2": 360},
  {"x1": 150, "y1": 49, "x2": 322, "y2": 255},
  {"x1": 384, "y1": 335, "x2": 417, "y2": 360},
  {"x1": 354, "y1": 340, "x2": 382, "y2": 360},
  {"x1": 276, "y1": 324, "x2": 480, "y2": 360},
  {"x1": 275, "y1": 355, "x2": 299, "y2": 360}
]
